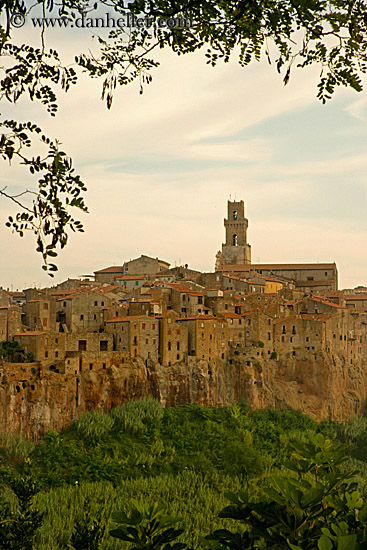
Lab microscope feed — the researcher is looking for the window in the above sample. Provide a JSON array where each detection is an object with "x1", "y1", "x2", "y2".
[
  {"x1": 80, "y1": 314, "x2": 84, "y2": 320},
  {"x1": 152, "y1": 324, "x2": 156, "y2": 330},
  {"x1": 142, "y1": 323, "x2": 146, "y2": 329},
  {"x1": 290, "y1": 337, "x2": 293, "y2": 343},
  {"x1": 101, "y1": 301, "x2": 104, "y2": 306},
  {"x1": 55, "y1": 338, "x2": 58, "y2": 344},
  {"x1": 233, "y1": 210, "x2": 237, "y2": 220},
  {"x1": 94, "y1": 301, "x2": 98, "y2": 306},
  {"x1": 238, "y1": 332, "x2": 242, "y2": 338},
  {"x1": 43, "y1": 303, "x2": 48, "y2": 310},
  {"x1": 177, "y1": 354, "x2": 180, "y2": 360},
  {"x1": 246, "y1": 331, "x2": 250, "y2": 337},
  {"x1": 201, "y1": 322, "x2": 204, "y2": 328},
  {"x1": 89, "y1": 363, "x2": 93, "y2": 370},
  {"x1": 146, "y1": 338, "x2": 148, "y2": 344},
  {"x1": 43, "y1": 318, "x2": 48, "y2": 326},
  {"x1": 201, "y1": 333, "x2": 205, "y2": 340},
  {"x1": 292, "y1": 325, "x2": 296, "y2": 334},
  {"x1": 281, "y1": 336, "x2": 285, "y2": 342},
  {"x1": 325, "y1": 272, "x2": 328, "y2": 276},
  {"x1": 268, "y1": 332, "x2": 271, "y2": 340},
  {"x1": 177, "y1": 342, "x2": 180, "y2": 350},
  {"x1": 168, "y1": 342, "x2": 171, "y2": 351},
  {"x1": 135, "y1": 281, "x2": 139, "y2": 286},
  {"x1": 45, "y1": 351, "x2": 48, "y2": 358},
  {"x1": 307, "y1": 276, "x2": 314, "y2": 281},
  {"x1": 63, "y1": 301, "x2": 66, "y2": 307},
  {"x1": 55, "y1": 351, "x2": 58, "y2": 358},
  {"x1": 103, "y1": 363, "x2": 106, "y2": 369},
  {"x1": 94, "y1": 314, "x2": 97, "y2": 320},
  {"x1": 133, "y1": 336, "x2": 137, "y2": 345},
  {"x1": 153, "y1": 339, "x2": 156, "y2": 345},
  {"x1": 45, "y1": 337, "x2": 48, "y2": 345},
  {"x1": 306, "y1": 336, "x2": 309, "y2": 342},
  {"x1": 233, "y1": 234, "x2": 238, "y2": 246},
  {"x1": 78, "y1": 340, "x2": 87, "y2": 351},
  {"x1": 100, "y1": 341, "x2": 108, "y2": 351}
]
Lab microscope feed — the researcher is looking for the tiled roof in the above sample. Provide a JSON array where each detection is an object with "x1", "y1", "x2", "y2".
[
  {"x1": 94, "y1": 266, "x2": 124, "y2": 274},
  {"x1": 217, "y1": 263, "x2": 336, "y2": 271}
]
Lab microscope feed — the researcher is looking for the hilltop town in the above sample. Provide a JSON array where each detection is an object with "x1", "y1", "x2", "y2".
[{"x1": 1, "y1": 200, "x2": 367, "y2": 434}]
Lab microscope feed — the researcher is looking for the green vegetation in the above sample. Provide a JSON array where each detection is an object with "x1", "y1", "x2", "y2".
[{"x1": 1, "y1": 399, "x2": 367, "y2": 548}]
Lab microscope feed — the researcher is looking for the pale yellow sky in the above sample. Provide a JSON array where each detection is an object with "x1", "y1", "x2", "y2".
[{"x1": 1, "y1": 20, "x2": 366, "y2": 290}]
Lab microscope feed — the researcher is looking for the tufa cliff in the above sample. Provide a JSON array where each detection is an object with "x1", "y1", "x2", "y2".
[{"x1": 1, "y1": 351, "x2": 366, "y2": 437}]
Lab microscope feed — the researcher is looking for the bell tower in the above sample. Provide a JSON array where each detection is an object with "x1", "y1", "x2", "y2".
[{"x1": 215, "y1": 199, "x2": 251, "y2": 268}]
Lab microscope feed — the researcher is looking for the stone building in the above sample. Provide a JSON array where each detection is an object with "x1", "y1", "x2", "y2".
[
  {"x1": 94, "y1": 266, "x2": 124, "y2": 284},
  {"x1": 177, "y1": 316, "x2": 226, "y2": 361},
  {"x1": 105, "y1": 315, "x2": 159, "y2": 362},
  {"x1": 216, "y1": 200, "x2": 251, "y2": 268},
  {"x1": 217, "y1": 263, "x2": 338, "y2": 294},
  {"x1": 56, "y1": 291, "x2": 113, "y2": 333},
  {"x1": 158, "y1": 313, "x2": 189, "y2": 366},
  {"x1": 23, "y1": 297, "x2": 57, "y2": 332},
  {"x1": 0, "y1": 305, "x2": 22, "y2": 340},
  {"x1": 123, "y1": 255, "x2": 170, "y2": 275}
]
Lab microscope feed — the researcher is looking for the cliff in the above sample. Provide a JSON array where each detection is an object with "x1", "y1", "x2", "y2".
[{"x1": 1, "y1": 352, "x2": 366, "y2": 437}]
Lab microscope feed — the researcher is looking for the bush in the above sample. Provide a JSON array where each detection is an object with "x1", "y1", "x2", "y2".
[
  {"x1": 76, "y1": 410, "x2": 114, "y2": 442},
  {"x1": 111, "y1": 396, "x2": 163, "y2": 434},
  {"x1": 0, "y1": 432, "x2": 35, "y2": 459}
]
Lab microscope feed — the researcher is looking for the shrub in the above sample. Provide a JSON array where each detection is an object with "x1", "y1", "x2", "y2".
[
  {"x1": 0, "y1": 432, "x2": 35, "y2": 459},
  {"x1": 76, "y1": 410, "x2": 114, "y2": 442},
  {"x1": 111, "y1": 396, "x2": 163, "y2": 434}
]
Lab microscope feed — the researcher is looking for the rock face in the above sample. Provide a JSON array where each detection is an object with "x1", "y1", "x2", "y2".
[{"x1": 1, "y1": 352, "x2": 366, "y2": 437}]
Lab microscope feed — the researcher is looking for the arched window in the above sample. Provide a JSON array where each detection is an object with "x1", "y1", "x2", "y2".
[
  {"x1": 233, "y1": 210, "x2": 237, "y2": 220},
  {"x1": 233, "y1": 234, "x2": 238, "y2": 246}
]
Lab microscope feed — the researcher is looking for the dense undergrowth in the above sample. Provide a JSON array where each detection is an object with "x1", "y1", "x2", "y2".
[{"x1": 1, "y1": 398, "x2": 367, "y2": 548}]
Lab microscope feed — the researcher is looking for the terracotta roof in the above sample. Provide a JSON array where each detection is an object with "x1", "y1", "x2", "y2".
[
  {"x1": 94, "y1": 266, "x2": 124, "y2": 274},
  {"x1": 218, "y1": 312, "x2": 242, "y2": 319},
  {"x1": 274, "y1": 313, "x2": 335, "y2": 324},
  {"x1": 345, "y1": 295, "x2": 367, "y2": 300},
  {"x1": 217, "y1": 263, "x2": 336, "y2": 271},
  {"x1": 309, "y1": 296, "x2": 346, "y2": 309}
]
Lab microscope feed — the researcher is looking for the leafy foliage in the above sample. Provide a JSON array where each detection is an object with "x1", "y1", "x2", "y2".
[
  {"x1": 0, "y1": 340, "x2": 22, "y2": 361},
  {"x1": 0, "y1": 121, "x2": 87, "y2": 275},
  {"x1": 0, "y1": 460, "x2": 43, "y2": 549},
  {"x1": 208, "y1": 433, "x2": 367, "y2": 550},
  {"x1": 110, "y1": 500, "x2": 186, "y2": 550}
]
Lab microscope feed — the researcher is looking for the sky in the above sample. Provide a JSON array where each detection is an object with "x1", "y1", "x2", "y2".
[{"x1": 1, "y1": 9, "x2": 366, "y2": 291}]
